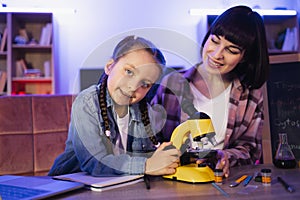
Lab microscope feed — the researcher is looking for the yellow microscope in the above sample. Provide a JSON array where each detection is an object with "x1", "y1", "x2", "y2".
[{"x1": 163, "y1": 100, "x2": 218, "y2": 183}]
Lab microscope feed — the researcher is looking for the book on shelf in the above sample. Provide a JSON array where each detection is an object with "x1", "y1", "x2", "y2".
[
  {"x1": 15, "y1": 59, "x2": 28, "y2": 77},
  {"x1": 0, "y1": 27, "x2": 7, "y2": 52},
  {"x1": 0, "y1": 71, "x2": 7, "y2": 94},
  {"x1": 16, "y1": 58, "x2": 36, "y2": 77},
  {"x1": 53, "y1": 172, "x2": 144, "y2": 192},
  {"x1": 15, "y1": 58, "x2": 45, "y2": 78},
  {"x1": 44, "y1": 60, "x2": 51, "y2": 77},
  {"x1": 282, "y1": 27, "x2": 298, "y2": 51},
  {"x1": 39, "y1": 23, "x2": 52, "y2": 45},
  {"x1": 24, "y1": 69, "x2": 42, "y2": 78}
]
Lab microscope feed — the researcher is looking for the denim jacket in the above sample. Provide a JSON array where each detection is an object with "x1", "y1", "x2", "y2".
[{"x1": 48, "y1": 84, "x2": 157, "y2": 176}]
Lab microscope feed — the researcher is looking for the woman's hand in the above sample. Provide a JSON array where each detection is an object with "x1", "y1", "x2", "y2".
[
  {"x1": 145, "y1": 142, "x2": 181, "y2": 175},
  {"x1": 215, "y1": 150, "x2": 230, "y2": 178},
  {"x1": 195, "y1": 149, "x2": 230, "y2": 177}
]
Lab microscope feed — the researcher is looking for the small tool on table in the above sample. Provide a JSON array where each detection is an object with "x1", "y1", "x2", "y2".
[
  {"x1": 243, "y1": 175, "x2": 253, "y2": 186},
  {"x1": 212, "y1": 183, "x2": 230, "y2": 197},
  {"x1": 229, "y1": 175, "x2": 248, "y2": 187},
  {"x1": 277, "y1": 176, "x2": 295, "y2": 193},
  {"x1": 144, "y1": 175, "x2": 151, "y2": 190}
]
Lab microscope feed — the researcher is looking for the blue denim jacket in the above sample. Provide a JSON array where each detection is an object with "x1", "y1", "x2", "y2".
[{"x1": 48, "y1": 84, "x2": 157, "y2": 176}]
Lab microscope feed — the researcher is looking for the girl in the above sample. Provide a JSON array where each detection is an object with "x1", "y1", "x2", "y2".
[{"x1": 49, "y1": 35, "x2": 180, "y2": 176}]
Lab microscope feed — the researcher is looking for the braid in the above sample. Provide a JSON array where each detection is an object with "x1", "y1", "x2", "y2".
[
  {"x1": 139, "y1": 98, "x2": 159, "y2": 145},
  {"x1": 98, "y1": 73, "x2": 110, "y2": 137}
]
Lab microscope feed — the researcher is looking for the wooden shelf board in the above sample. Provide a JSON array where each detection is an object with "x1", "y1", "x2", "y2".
[
  {"x1": 269, "y1": 53, "x2": 300, "y2": 64},
  {"x1": 12, "y1": 77, "x2": 52, "y2": 83}
]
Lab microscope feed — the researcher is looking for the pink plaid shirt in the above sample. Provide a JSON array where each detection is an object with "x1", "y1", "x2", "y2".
[{"x1": 151, "y1": 65, "x2": 264, "y2": 167}]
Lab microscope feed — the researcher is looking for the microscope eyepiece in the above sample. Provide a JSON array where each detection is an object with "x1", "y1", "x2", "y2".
[{"x1": 181, "y1": 99, "x2": 210, "y2": 119}]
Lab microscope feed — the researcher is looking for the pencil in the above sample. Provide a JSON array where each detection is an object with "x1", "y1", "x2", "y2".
[
  {"x1": 277, "y1": 176, "x2": 295, "y2": 193},
  {"x1": 144, "y1": 175, "x2": 151, "y2": 190},
  {"x1": 212, "y1": 182, "x2": 230, "y2": 197}
]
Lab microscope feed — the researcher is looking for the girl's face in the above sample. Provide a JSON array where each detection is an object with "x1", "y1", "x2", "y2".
[
  {"x1": 105, "y1": 49, "x2": 161, "y2": 106},
  {"x1": 202, "y1": 34, "x2": 245, "y2": 76}
]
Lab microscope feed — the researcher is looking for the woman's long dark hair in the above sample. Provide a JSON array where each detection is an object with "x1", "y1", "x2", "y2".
[{"x1": 201, "y1": 5, "x2": 269, "y2": 89}]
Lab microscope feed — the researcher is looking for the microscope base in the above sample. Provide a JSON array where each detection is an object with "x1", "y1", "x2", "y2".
[{"x1": 163, "y1": 163, "x2": 215, "y2": 183}]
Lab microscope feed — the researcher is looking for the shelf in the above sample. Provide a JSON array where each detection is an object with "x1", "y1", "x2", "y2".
[
  {"x1": 12, "y1": 77, "x2": 52, "y2": 95},
  {"x1": 269, "y1": 53, "x2": 300, "y2": 64},
  {"x1": 0, "y1": 52, "x2": 7, "y2": 56},
  {"x1": 0, "y1": 12, "x2": 55, "y2": 95},
  {"x1": 12, "y1": 77, "x2": 52, "y2": 83},
  {"x1": 12, "y1": 45, "x2": 52, "y2": 54},
  {"x1": 12, "y1": 44, "x2": 52, "y2": 49}
]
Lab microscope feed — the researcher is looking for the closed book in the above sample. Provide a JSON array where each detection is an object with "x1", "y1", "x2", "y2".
[
  {"x1": 53, "y1": 172, "x2": 143, "y2": 192},
  {"x1": 0, "y1": 27, "x2": 7, "y2": 52},
  {"x1": 0, "y1": 71, "x2": 7, "y2": 94}
]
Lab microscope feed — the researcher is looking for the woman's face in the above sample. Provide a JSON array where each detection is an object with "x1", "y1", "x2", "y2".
[
  {"x1": 202, "y1": 34, "x2": 245, "y2": 76},
  {"x1": 105, "y1": 49, "x2": 161, "y2": 106}
]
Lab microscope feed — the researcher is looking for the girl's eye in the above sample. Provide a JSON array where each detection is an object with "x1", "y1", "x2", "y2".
[
  {"x1": 141, "y1": 81, "x2": 152, "y2": 89},
  {"x1": 125, "y1": 69, "x2": 133, "y2": 76}
]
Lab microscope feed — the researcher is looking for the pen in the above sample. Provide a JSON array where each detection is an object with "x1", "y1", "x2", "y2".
[
  {"x1": 277, "y1": 176, "x2": 295, "y2": 193},
  {"x1": 243, "y1": 175, "x2": 253, "y2": 186},
  {"x1": 229, "y1": 175, "x2": 248, "y2": 187},
  {"x1": 144, "y1": 175, "x2": 151, "y2": 190},
  {"x1": 212, "y1": 182, "x2": 230, "y2": 197}
]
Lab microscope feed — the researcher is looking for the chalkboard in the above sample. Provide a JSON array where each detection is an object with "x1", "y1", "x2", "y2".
[{"x1": 267, "y1": 62, "x2": 300, "y2": 161}]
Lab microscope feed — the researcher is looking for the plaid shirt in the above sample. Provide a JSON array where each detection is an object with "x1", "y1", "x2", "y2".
[{"x1": 151, "y1": 65, "x2": 264, "y2": 167}]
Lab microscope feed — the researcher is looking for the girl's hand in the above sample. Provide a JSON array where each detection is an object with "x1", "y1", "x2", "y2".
[{"x1": 145, "y1": 142, "x2": 181, "y2": 175}]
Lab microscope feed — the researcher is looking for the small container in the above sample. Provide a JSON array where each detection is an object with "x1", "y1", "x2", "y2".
[
  {"x1": 273, "y1": 133, "x2": 297, "y2": 169},
  {"x1": 261, "y1": 168, "x2": 272, "y2": 186},
  {"x1": 214, "y1": 169, "x2": 223, "y2": 185}
]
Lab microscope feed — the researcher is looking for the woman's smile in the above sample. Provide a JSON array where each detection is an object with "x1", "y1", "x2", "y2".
[{"x1": 208, "y1": 56, "x2": 223, "y2": 69}]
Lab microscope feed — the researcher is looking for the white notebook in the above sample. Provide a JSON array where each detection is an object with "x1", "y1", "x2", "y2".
[{"x1": 54, "y1": 172, "x2": 144, "y2": 192}]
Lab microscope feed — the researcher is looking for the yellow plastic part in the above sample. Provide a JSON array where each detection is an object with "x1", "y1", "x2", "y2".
[
  {"x1": 164, "y1": 118, "x2": 216, "y2": 183},
  {"x1": 163, "y1": 164, "x2": 215, "y2": 183},
  {"x1": 170, "y1": 119, "x2": 215, "y2": 150}
]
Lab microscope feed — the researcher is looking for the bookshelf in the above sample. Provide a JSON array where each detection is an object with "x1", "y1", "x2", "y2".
[{"x1": 0, "y1": 12, "x2": 55, "y2": 95}]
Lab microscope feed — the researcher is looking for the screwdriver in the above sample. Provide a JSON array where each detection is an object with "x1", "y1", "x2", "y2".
[{"x1": 229, "y1": 175, "x2": 248, "y2": 187}]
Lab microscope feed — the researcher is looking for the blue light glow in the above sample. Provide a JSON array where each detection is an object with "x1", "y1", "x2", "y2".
[{"x1": 189, "y1": 9, "x2": 297, "y2": 16}]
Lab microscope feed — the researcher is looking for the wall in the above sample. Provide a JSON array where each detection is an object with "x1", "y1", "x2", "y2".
[{"x1": 2, "y1": 0, "x2": 299, "y2": 94}]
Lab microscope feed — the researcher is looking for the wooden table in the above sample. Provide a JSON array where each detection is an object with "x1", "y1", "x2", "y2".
[{"x1": 54, "y1": 164, "x2": 300, "y2": 199}]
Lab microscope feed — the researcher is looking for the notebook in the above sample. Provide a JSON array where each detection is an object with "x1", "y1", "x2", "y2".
[
  {"x1": 0, "y1": 175, "x2": 84, "y2": 200},
  {"x1": 54, "y1": 172, "x2": 144, "y2": 192}
]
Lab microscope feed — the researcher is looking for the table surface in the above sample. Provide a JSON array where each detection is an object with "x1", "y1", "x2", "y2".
[{"x1": 54, "y1": 164, "x2": 300, "y2": 200}]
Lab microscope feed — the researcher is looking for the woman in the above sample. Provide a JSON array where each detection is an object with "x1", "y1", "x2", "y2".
[
  {"x1": 151, "y1": 5, "x2": 269, "y2": 177},
  {"x1": 48, "y1": 35, "x2": 180, "y2": 176}
]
